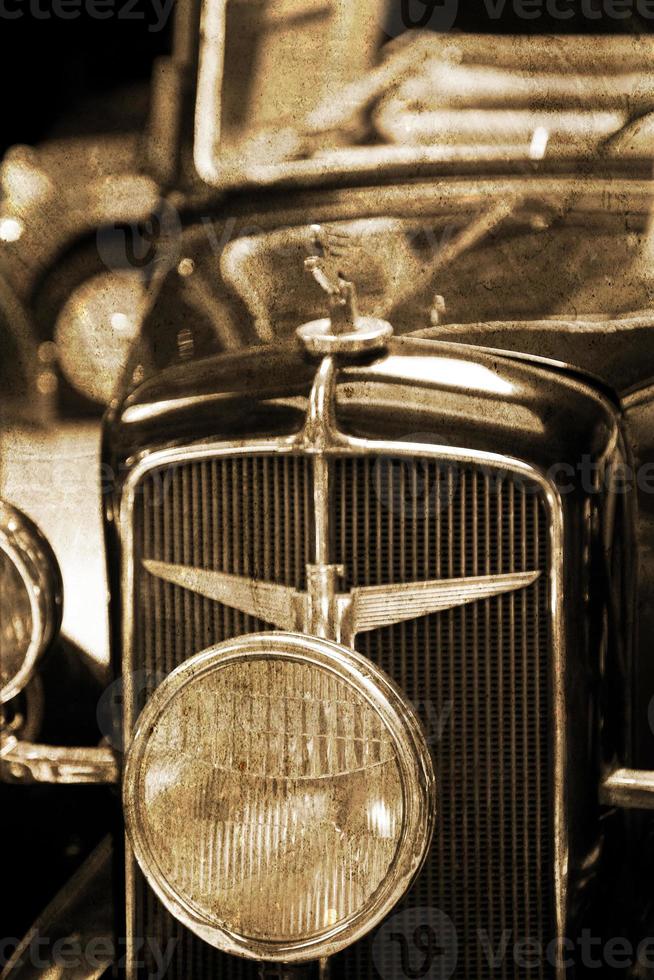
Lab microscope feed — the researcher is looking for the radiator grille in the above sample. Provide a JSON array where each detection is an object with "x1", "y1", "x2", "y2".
[
  {"x1": 331, "y1": 456, "x2": 553, "y2": 979},
  {"x1": 127, "y1": 450, "x2": 554, "y2": 980},
  {"x1": 134, "y1": 455, "x2": 312, "y2": 708},
  {"x1": 132, "y1": 455, "x2": 312, "y2": 980}
]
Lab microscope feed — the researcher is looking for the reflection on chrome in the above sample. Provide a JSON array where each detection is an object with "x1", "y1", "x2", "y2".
[
  {"x1": 0, "y1": 546, "x2": 33, "y2": 696},
  {"x1": 0, "y1": 500, "x2": 63, "y2": 705},
  {"x1": 369, "y1": 355, "x2": 515, "y2": 395}
]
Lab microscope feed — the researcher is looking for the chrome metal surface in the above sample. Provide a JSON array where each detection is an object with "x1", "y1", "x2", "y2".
[
  {"x1": 600, "y1": 768, "x2": 654, "y2": 809},
  {"x1": 297, "y1": 317, "x2": 393, "y2": 356},
  {"x1": 123, "y1": 632, "x2": 436, "y2": 963},
  {"x1": 143, "y1": 559, "x2": 541, "y2": 649},
  {"x1": 0, "y1": 500, "x2": 63, "y2": 704},
  {"x1": 306, "y1": 225, "x2": 358, "y2": 301},
  {"x1": 298, "y1": 226, "x2": 394, "y2": 355},
  {"x1": 141, "y1": 560, "x2": 300, "y2": 631},
  {"x1": 119, "y1": 355, "x2": 565, "y2": 979},
  {"x1": 0, "y1": 736, "x2": 118, "y2": 784}
]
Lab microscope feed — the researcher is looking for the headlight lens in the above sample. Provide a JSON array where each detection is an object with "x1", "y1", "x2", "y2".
[
  {"x1": 55, "y1": 271, "x2": 144, "y2": 404},
  {"x1": 0, "y1": 501, "x2": 63, "y2": 704},
  {"x1": 124, "y1": 632, "x2": 435, "y2": 962}
]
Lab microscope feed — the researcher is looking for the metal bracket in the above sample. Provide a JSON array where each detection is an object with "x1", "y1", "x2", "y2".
[
  {"x1": 0, "y1": 735, "x2": 119, "y2": 784},
  {"x1": 600, "y1": 768, "x2": 654, "y2": 809}
]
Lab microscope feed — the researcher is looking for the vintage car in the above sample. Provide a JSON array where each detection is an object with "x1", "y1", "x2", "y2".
[{"x1": 5, "y1": 8, "x2": 654, "y2": 980}]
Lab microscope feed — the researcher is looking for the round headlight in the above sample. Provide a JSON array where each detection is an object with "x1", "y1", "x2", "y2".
[
  {"x1": 0, "y1": 501, "x2": 63, "y2": 704},
  {"x1": 55, "y1": 271, "x2": 144, "y2": 404},
  {"x1": 124, "y1": 632, "x2": 435, "y2": 962}
]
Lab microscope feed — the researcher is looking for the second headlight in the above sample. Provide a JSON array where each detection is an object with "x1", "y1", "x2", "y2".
[{"x1": 0, "y1": 501, "x2": 62, "y2": 704}]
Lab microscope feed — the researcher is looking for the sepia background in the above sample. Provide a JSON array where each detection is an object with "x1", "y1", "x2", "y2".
[{"x1": 2, "y1": 0, "x2": 654, "y2": 960}]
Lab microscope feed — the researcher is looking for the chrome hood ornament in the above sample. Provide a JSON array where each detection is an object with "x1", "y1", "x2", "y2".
[
  {"x1": 143, "y1": 559, "x2": 540, "y2": 648},
  {"x1": 297, "y1": 224, "x2": 393, "y2": 356}
]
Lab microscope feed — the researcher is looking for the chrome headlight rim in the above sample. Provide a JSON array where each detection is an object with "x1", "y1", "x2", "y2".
[
  {"x1": 0, "y1": 501, "x2": 63, "y2": 705},
  {"x1": 123, "y1": 631, "x2": 436, "y2": 963}
]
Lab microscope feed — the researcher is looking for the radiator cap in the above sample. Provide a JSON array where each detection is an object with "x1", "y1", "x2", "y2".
[
  {"x1": 297, "y1": 273, "x2": 393, "y2": 356},
  {"x1": 297, "y1": 314, "x2": 394, "y2": 356}
]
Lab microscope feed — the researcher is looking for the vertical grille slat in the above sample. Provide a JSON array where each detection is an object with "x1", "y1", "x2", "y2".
[{"x1": 129, "y1": 450, "x2": 554, "y2": 980}]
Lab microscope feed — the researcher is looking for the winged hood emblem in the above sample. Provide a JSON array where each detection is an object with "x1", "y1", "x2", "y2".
[{"x1": 143, "y1": 559, "x2": 540, "y2": 646}]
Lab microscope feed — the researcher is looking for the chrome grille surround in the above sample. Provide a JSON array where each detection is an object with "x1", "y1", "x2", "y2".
[{"x1": 119, "y1": 356, "x2": 565, "y2": 980}]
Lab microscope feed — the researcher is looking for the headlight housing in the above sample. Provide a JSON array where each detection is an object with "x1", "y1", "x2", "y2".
[
  {"x1": 0, "y1": 501, "x2": 62, "y2": 704},
  {"x1": 124, "y1": 632, "x2": 435, "y2": 962}
]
